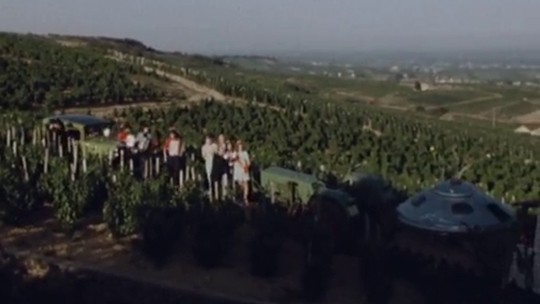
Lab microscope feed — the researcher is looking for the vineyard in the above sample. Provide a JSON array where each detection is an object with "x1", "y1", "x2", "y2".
[
  {"x1": 1, "y1": 98, "x2": 540, "y2": 301},
  {"x1": 0, "y1": 33, "x2": 162, "y2": 110},
  {"x1": 1, "y1": 33, "x2": 540, "y2": 303}
]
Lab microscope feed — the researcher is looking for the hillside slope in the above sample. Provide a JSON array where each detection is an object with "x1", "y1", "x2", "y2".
[
  {"x1": 3, "y1": 32, "x2": 540, "y2": 129},
  {"x1": 0, "y1": 33, "x2": 165, "y2": 110}
]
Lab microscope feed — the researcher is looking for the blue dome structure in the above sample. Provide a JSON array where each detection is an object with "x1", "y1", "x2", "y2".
[{"x1": 397, "y1": 178, "x2": 516, "y2": 234}]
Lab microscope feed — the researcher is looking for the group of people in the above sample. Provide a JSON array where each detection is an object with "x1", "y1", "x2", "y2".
[
  {"x1": 201, "y1": 134, "x2": 251, "y2": 203},
  {"x1": 46, "y1": 120, "x2": 252, "y2": 203},
  {"x1": 115, "y1": 124, "x2": 251, "y2": 204}
]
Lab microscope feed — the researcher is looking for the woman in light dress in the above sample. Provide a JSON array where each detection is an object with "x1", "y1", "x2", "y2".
[{"x1": 231, "y1": 140, "x2": 250, "y2": 204}]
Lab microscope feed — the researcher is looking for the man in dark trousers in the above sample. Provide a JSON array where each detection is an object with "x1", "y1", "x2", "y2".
[
  {"x1": 47, "y1": 118, "x2": 66, "y2": 156},
  {"x1": 134, "y1": 124, "x2": 153, "y2": 179}
]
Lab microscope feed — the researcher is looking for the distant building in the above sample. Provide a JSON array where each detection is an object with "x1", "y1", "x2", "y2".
[{"x1": 414, "y1": 81, "x2": 430, "y2": 92}]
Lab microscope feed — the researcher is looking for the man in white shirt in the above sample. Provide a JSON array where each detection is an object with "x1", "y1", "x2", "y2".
[
  {"x1": 135, "y1": 126, "x2": 152, "y2": 153},
  {"x1": 201, "y1": 135, "x2": 217, "y2": 190},
  {"x1": 133, "y1": 125, "x2": 153, "y2": 179},
  {"x1": 125, "y1": 126, "x2": 136, "y2": 149}
]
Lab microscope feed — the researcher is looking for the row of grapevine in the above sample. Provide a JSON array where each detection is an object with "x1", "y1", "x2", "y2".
[
  {"x1": 0, "y1": 125, "x2": 252, "y2": 269},
  {"x1": 107, "y1": 48, "x2": 540, "y2": 203},
  {"x1": 0, "y1": 100, "x2": 538, "y2": 302},
  {"x1": 0, "y1": 33, "x2": 162, "y2": 110},
  {"x1": 104, "y1": 101, "x2": 540, "y2": 203},
  {"x1": 4, "y1": 99, "x2": 540, "y2": 205}
]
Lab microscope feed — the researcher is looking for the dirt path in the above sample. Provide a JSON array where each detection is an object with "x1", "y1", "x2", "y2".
[
  {"x1": 138, "y1": 65, "x2": 285, "y2": 113},
  {"x1": 76, "y1": 51, "x2": 286, "y2": 116},
  {"x1": 142, "y1": 66, "x2": 226, "y2": 102}
]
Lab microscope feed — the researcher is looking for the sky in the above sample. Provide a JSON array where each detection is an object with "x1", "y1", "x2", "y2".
[{"x1": 1, "y1": 0, "x2": 539, "y2": 55}]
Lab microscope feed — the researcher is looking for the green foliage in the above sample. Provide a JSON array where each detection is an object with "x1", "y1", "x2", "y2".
[
  {"x1": 249, "y1": 203, "x2": 287, "y2": 277},
  {"x1": 499, "y1": 101, "x2": 540, "y2": 118},
  {"x1": 0, "y1": 163, "x2": 39, "y2": 225},
  {"x1": 103, "y1": 173, "x2": 184, "y2": 239},
  {"x1": 406, "y1": 90, "x2": 485, "y2": 106},
  {"x1": 41, "y1": 158, "x2": 97, "y2": 231},
  {"x1": 103, "y1": 171, "x2": 144, "y2": 237},
  {"x1": 136, "y1": 200, "x2": 185, "y2": 268},
  {"x1": 111, "y1": 98, "x2": 540, "y2": 204},
  {"x1": 451, "y1": 98, "x2": 511, "y2": 114},
  {"x1": 191, "y1": 199, "x2": 243, "y2": 268},
  {"x1": 0, "y1": 33, "x2": 161, "y2": 110},
  {"x1": 0, "y1": 144, "x2": 42, "y2": 225}
]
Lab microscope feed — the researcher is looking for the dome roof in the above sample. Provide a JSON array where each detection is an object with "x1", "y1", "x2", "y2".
[{"x1": 397, "y1": 179, "x2": 516, "y2": 234}]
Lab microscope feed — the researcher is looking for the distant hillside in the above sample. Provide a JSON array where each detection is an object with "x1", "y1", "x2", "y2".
[
  {"x1": 2, "y1": 31, "x2": 539, "y2": 126},
  {"x1": 0, "y1": 32, "x2": 162, "y2": 110},
  {"x1": 47, "y1": 33, "x2": 157, "y2": 54}
]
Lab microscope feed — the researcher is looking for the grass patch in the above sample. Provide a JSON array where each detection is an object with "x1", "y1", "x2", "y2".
[
  {"x1": 446, "y1": 115, "x2": 519, "y2": 133},
  {"x1": 497, "y1": 88, "x2": 540, "y2": 101},
  {"x1": 405, "y1": 90, "x2": 486, "y2": 106},
  {"x1": 499, "y1": 101, "x2": 540, "y2": 118},
  {"x1": 452, "y1": 98, "x2": 513, "y2": 114},
  {"x1": 301, "y1": 76, "x2": 411, "y2": 98}
]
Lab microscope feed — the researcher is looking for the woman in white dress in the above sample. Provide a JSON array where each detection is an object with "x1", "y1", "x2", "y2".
[{"x1": 232, "y1": 140, "x2": 250, "y2": 204}]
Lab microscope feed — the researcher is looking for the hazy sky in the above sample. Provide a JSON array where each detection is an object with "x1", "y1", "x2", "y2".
[{"x1": 1, "y1": 0, "x2": 539, "y2": 54}]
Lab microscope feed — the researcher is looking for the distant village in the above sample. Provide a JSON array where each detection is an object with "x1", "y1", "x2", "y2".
[{"x1": 294, "y1": 60, "x2": 540, "y2": 87}]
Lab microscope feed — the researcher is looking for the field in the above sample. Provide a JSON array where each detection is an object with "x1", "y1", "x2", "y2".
[
  {"x1": 449, "y1": 98, "x2": 512, "y2": 114},
  {"x1": 94, "y1": 36, "x2": 537, "y2": 126},
  {"x1": 499, "y1": 101, "x2": 540, "y2": 118},
  {"x1": 1, "y1": 32, "x2": 540, "y2": 304},
  {"x1": 404, "y1": 90, "x2": 486, "y2": 106}
]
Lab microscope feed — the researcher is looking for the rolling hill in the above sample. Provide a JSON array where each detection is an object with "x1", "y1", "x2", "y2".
[{"x1": 2, "y1": 32, "x2": 540, "y2": 128}]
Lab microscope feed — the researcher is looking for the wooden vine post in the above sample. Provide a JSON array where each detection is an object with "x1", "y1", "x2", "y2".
[
  {"x1": 21, "y1": 156, "x2": 29, "y2": 182},
  {"x1": 82, "y1": 144, "x2": 88, "y2": 173},
  {"x1": 71, "y1": 140, "x2": 78, "y2": 181},
  {"x1": 43, "y1": 148, "x2": 49, "y2": 174}
]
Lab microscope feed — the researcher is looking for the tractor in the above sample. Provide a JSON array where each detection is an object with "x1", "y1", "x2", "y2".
[{"x1": 42, "y1": 114, "x2": 117, "y2": 156}]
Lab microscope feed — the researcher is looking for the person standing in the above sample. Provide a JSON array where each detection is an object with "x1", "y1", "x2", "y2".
[
  {"x1": 116, "y1": 123, "x2": 129, "y2": 146},
  {"x1": 211, "y1": 134, "x2": 227, "y2": 196},
  {"x1": 232, "y1": 140, "x2": 251, "y2": 205},
  {"x1": 162, "y1": 127, "x2": 175, "y2": 157},
  {"x1": 166, "y1": 130, "x2": 185, "y2": 185},
  {"x1": 223, "y1": 140, "x2": 235, "y2": 186},
  {"x1": 178, "y1": 133, "x2": 187, "y2": 178},
  {"x1": 135, "y1": 125, "x2": 152, "y2": 178},
  {"x1": 115, "y1": 124, "x2": 133, "y2": 167},
  {"x1": 124, "y1": 125, "x2": 136, "y2": 150},
  {"x1": 135, "y1": 125, "x2": 152, "y2": 153},
  {"x1": 201, "y1": 135, "x2": 217, "y2": 190},
  {"x1": 47, "y1": 118, "x2": 65, "y2": 156}
]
